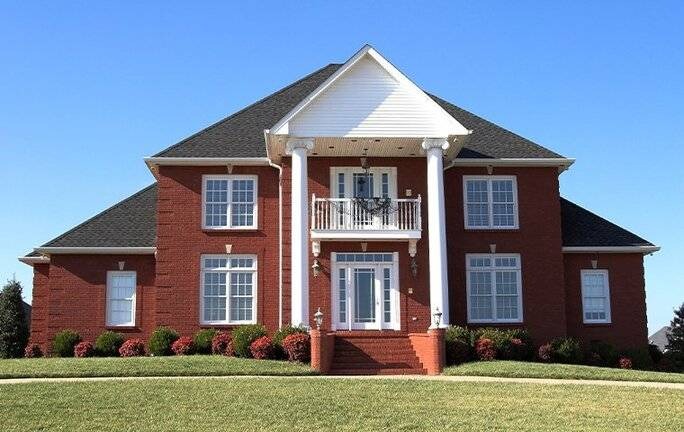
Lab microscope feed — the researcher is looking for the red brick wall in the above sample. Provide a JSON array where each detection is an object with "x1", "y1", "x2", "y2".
[
  {"x1": 155, "y1": 165, "x2": 281, "y2": 334},
  {"x1": 29, "y1": 255, "x2": 155, "y2": 354},
  {"x1": 444, "y1": 166, "x2": 567, "y2": 344},
  {"x1": 563, "y1": 253, "x2": 648, "y2": 349}
]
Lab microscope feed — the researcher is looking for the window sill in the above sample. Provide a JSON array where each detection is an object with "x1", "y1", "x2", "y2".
[
  {"x1": 464, "y1": 228, "x2": 520, "y2": 232},
  {"x1": 202, "y1": 228, "x2": 259, "y2": 233},
  {"x1": 199, "y1": 323, "x2": 257, "y2": 328},
  {"x1": 105, "y1": 326, "x2": 140, "y2": 332},
  {"x1": 582, "y1": 322, "x2": 612, "y2": 327},
  {"x1": 467, "y1": 321, "x2": 524, "y2": 326}
]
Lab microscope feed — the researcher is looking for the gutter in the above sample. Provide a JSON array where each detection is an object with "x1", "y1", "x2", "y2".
[
  {"x1": 33, "y1": 247, "x2": 157, "y2": 255},
  {"x1": 562, "y1": 246, "x2": 660, "y2": 254},
  {"x1": 444, "y1": 157, "x2": 575, "y2": 172}
]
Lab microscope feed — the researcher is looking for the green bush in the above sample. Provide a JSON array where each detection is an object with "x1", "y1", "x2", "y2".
[
  {"x1": 589, "y1": 340, "x2": 618, "y2": 367},
  {"x1": 620, "y1": 347, "x2": 654, "y2": 370},
  {"x1": 0, "y1": 279, "x2": 29, "y2": 358},
  {"x1": 550, "y1": 337, "x2": 583, "y2": 364},
  {"x1": 469, "y1": 327, "x2": 533, "y2": 360},
  {"x1": 193, "y1": 329, "x2": 218, "y2": 355},
  {"x1": 232, "y1": 324, "x2": 267, "y2": 358},
  {"x1": 273, "y1": 325, "x2": 308, "y2": 358},
  {"x1": 445, "y1": 326, "x2": 473, "y2": 365},
  {"x1": 52, "y1": 330, "x2": 81, "y2": 357},
  {"x1": 148, "y1": 326, "x2": 179, "y2": 356},
  {"x1": 94, "y1": 331, "x2": 125, "y2": 357}
]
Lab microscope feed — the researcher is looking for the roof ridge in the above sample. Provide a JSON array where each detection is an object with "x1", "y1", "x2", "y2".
[
  {"x1": 40, "y1": 183, "x2": 157, "y2": 248},
  {"x1": 153, "y1": 63, "x2": 342, "y2": 157}
]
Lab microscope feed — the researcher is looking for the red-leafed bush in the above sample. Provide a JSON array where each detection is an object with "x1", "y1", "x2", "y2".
[
  {"x1": 24, "y1": 343, "x2": 43, "y2": 358},
  {"x1": 538, "y1": 343, "x2": 552, "y2": 362},
  {"x1": 74, "y1": 341, "x2": 94, "y2": 358},
  {"x1": 171, "y1": 336, "x2": 194, "y2": 356},
  {"x1": 282, "y1": 333, "x2": 310, "y2": 363},
  {"x1": 211, "y1": 331, "x2": 233, "y2": 356},
  {"x1": 119, "y1": 338, "x2": 146, "y2": 357},
  {"x1": 618, "y1": 356, "x2": 633, "y2": 369},
  {"x1": 250, "y1": 336, "x2": 274, "y2": 360},
  {"x1": 475, "y1": 338, "x2": 496, "y2": 361},
  {"x1": 501, "y1": 338, "x2": 529, "y2": 361}
]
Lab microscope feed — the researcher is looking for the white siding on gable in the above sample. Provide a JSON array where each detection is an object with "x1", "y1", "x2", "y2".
[{"x1": 289, "y1": 56, "x2": 455, "y2": 138}]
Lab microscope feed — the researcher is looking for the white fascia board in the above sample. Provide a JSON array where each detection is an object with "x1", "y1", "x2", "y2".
[
  {"x1": 445, "y1": 158, "x2": 575, "y2": 171},
  {"x1": 18, "y1": 256, "x2": 51, "y2": 266},
  {"x1": 310, "y1": 230, "x2": 422, "y2": 241},
  {"x1": 270, "y1": 44, "x2": 469, "y2": 137},
  {"x1": 562, "y1": 246, "x2": 660, "y2": 254},
  {"x1": 144, "y1": 157, "x2": 271, "y2": 166},
  {"x1": 34, "y1": 247, "x2": 157, "y2": 255}
]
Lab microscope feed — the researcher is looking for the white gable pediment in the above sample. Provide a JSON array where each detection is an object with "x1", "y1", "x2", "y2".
[{"x1": 271, "y1": 46, "x2": 469, "y2": 138}]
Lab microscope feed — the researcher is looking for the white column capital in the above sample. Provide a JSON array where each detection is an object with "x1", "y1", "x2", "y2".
[
  {"x1": 286, "y1": 137, "x2": 315, "y2": 155},
  {"x1": 421, "y1": 137, "x2": 450, "y2": 152}
]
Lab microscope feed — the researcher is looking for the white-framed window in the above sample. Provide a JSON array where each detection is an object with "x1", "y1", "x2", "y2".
[
  {"x1": 330, "y1": 167, "x2": 397, "y2": 199},
  {"x1": 463, "y1": 176, "x2": 518, "y2": 229},
  {"x1": 466, "y1": 254, "x2": 523, "y2": 323},
  {"x1": 581, "y1": 270, "x2": 611, "y2": 324},
  {"x1": 200, "y1": 255, "x2": 257, "y2": 325},
  {"x1": 202, "y1": 175, "x2": 258, "y2": 229},
  {"x1": 106, "y1": 271, "x2": 136, "y2": 327}
]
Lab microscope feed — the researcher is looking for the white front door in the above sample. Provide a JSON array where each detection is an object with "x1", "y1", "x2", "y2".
[{"x1": 332, "y1": 252, "x2": 400, "y2": 331}]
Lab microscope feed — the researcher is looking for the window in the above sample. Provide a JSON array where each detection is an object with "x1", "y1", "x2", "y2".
[
  {"x1": 581, "y1": 270, "x2": 611, "y2": 324},
  {"x1": 330, "y1": 167, "x2": 397, "y2": 199},
  {"x1": 463, "y1": 176, "x2": 518, "y2": 229},
  {"x1": 202, "y1": 175, "x2": 257, "y2": 229},
  {"x1": 466, "y1": 254, "x2": 523, "y2": 323},
  {"x1": 106, "y1": 271, "x2": 136, "y2": 327},
  {"x1": 201, "y1": 255, "x2": 257, "y2": 324}
]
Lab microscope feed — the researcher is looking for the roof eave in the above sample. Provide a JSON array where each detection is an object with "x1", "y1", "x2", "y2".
[
  {"x1": 18, "y1": 256, "x2": 51, "y2": 266},
  {"x1": 446, "y1": 157, "x2": 575, "y2": 172},
  {"x1": 34, "y1": 247, "x2": 157, "y2": 255},
  {"x1": 144, "y1": 157, "x2": 273, "y2": 176},
  {"x1": 562, "y1": 246, "x2": 660, "y2": 254}
]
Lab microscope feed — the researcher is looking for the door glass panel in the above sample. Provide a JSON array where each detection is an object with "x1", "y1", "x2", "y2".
[
  {"x1": 353, "y1": 173, "x2": 374, "y2": 198},
  {"x1": 354, "y1": 268, "x2": 376, "y2": 323},
  {"x1": 383, "y1": 267, "x2": 391, "y2": 323},
  {"x1": 338, "y1": 268, "x2": 347, "y2": 323}
]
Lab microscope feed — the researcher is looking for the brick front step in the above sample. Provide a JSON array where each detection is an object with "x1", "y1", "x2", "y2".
[
  {"x1": 329, "y1": 334, "x2": 426, "y2": 375},
  {"x1": 330, "y1": 367, "x2": 427, "y2": 375}
]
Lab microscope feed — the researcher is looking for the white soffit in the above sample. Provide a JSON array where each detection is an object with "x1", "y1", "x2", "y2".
[{"x1": 270, "y1": 45, "x2": 470, "y2": 138}]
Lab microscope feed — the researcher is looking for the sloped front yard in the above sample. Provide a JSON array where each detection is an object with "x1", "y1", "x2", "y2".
[
  {"x1": 444, "y1": 360, "x2": 684, "y2": 383},
  {"x1": 3, "y1": 378, "x2": 683, "y2": 431},
  {"x1": 0, "y1": 355, "x2": 315, "y2": 379}
]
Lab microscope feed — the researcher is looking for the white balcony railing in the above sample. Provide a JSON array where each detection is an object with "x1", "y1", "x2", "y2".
[{"x1": 311, "y1": 195, "x2": 421, "y2": 232}]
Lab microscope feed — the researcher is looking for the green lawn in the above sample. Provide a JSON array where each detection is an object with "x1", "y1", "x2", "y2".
[
  {"x1": 2, "y1": 378, "x2": 682, "y2": 431},
  {"x1": 0, "y1": 355, "x2": 315, "y2": 379},
  {"x1": 445, "y1": 360, "x2": 684, "y2": 383}
]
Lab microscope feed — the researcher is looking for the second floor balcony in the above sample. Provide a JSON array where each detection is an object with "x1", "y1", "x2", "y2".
[{"x1": 310, "y1": 194, "x2": 422, "y2": 241}]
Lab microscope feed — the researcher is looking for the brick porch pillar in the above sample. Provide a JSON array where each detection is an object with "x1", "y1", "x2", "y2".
[
  {"x1": 409, "y1": 328, "x2": 446, "y2": 375},
  {"x1": 310, "y1": 329, "x2": 335, "y2": 374}
]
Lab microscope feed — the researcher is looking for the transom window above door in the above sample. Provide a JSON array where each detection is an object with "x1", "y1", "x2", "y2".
[
  {"x1": 463, "y1": 176, "x2": 518, "y2": 229},
  {"x1": 331, "y1": 167, "x2": 397, "y2": 199},
  {"x1": 202, "y1": 175, "x2": 258, "y2": 229}
]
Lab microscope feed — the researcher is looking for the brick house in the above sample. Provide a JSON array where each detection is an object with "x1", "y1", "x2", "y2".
[{"x1": 20, "y1": 45, "x2": 658, "y2": 374}]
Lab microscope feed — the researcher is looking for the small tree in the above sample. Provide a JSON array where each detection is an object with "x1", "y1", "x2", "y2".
[
  {"x1": 0, "y1": 279, "x2": 29, "y2": 358},
  {"x1": 666, "y1": 302, "x2": 684, "y2": 369}
]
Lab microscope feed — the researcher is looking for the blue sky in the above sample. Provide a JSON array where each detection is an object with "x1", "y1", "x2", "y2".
[{"x1": 1, "y1": 1, "x2": 682, "y2": 333}]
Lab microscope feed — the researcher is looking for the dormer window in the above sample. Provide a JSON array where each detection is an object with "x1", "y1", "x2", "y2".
[
  {"x1": 463, "y1": 176, "x2": 518, "y2": 229},
  {"x1": 202, "y1": 175, "x2": 257, "y2": 229}
]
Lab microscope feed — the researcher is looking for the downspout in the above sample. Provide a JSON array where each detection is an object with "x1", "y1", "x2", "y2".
[{"x1": 264, "y1": 129, "x2": 284, "y2": 328}]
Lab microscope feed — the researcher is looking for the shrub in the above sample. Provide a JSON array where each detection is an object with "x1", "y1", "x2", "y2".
[
  {"x1": 273, "y1": 325, "x2": 308, "y2": 358},
  {"x1": 232, "y1": 324, "x2": 267, "y2": 358},
  {"x1": 119, "y1": 338, "x2": 146, "y2": 357},
  {"x1": 537, "y1": 343, "x2": 552, "y2": 362},
  {"x1": 620, "y1": 347, "x2": 653, "y2": 370},
  {"x1": 618, "y1": 356, "x2": 633, "y2": 369},
  {"x1": 211, "y1": 331, "x2": 233, "y2": 356},
  {"x1": 52, "y1": 330, "x2": 82, "y2": 357},
  {"x1": 282, "y1": 333, "x2": 310, "y2": 363},
  {"x1": 171, "y1": 336, "x2": 194, "y2": 355},
  {"x1": 586, "y1": 352, "x2": 603, "y2": 366},
  {"x1": 648, "y1": 343, "x2": 664, "y2": 364},
  {"x1": 148, "y1": 326, "x2": 179, "y2": 356},
  {"x1": 74, "y1": 341, "x2": 94, "y2": 358},
  {"x1": 656, "y1": 355, "x2": 675, "y2": 372},
  {"x1": 589, "y1": 340, "x2": 618, "y2": 367},
  {"x1": 501, "y1": 338, "x2": 529, "y2": 361},
  {"x1": 665, "y1": 302, "x2": 684, "y2": 370},
  {"x1": 24, "y1": 343, "x2": 43, "y2": 358},
  {"x1": 445, "y1": 326, "x2": 473, "y2": 365},
  {"x1": 94, "y1": 331, "x2": 125, "y2": 357},
  {"x1": 470, "y1": 327, "x2": 533, "y2": 360},
  {"x1": 550, "y1": 337, "x2": 583, "y2": 364},
  {"x1": 193, "y1": 329, "x2": 218, "y2": 355},
  {"x1": 0, "y1": 279, "x2": 29, "y2": 359},
  {"x1": 475, "y1": 338, "x2": 496, "y2": 361},
  {"x1": 250, "y1": 336, "x2": 274, "y2": 359}
]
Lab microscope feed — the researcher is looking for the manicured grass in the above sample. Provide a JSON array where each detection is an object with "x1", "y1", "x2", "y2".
[
  {"x1": 2, "y1": 378, "x2": 683, "y2": 431},
  {"x1": 0, "y1": 355, "x2": 315, "y2": 379},
  {"x1": 444, "y1": 360, "x2": 684, "y2": 383}
]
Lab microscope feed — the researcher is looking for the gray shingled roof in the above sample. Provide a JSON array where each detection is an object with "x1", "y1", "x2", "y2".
[
  {"x1": 560, "y1": 198, "x2": 654, "y2": 247},
  {"x1": 35, "y1": 184, "x2": 157, "y2": 249},
  {"x1": 154, "y1": 64, "x2": 563, "y2": 159}
]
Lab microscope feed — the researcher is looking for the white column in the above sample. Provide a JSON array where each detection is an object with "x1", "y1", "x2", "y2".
[
  {"x1": 287, "y1": 138, "x2": 314, "y2": 327},
  {"x1": 422, "y1": 138, "x2": 450, "y2": 328}
]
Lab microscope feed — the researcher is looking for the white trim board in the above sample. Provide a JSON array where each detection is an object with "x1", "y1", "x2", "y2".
[
  {"x1": 562, "y1": 246, "x2": 660, "y2": 254},
  {"x1": 33, "y1": 247, "x2": 157, "y2": 255}
]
